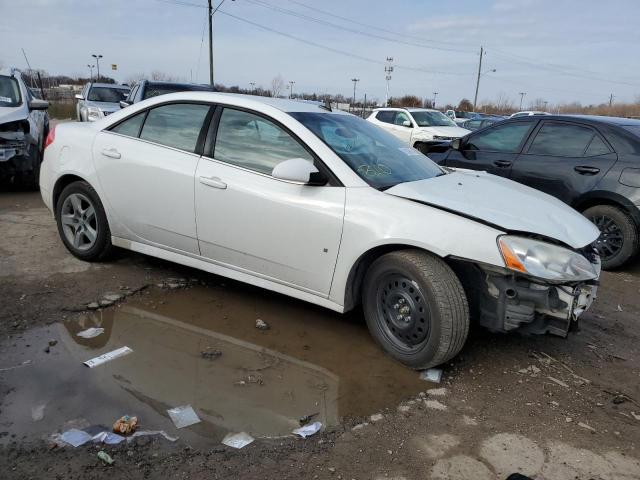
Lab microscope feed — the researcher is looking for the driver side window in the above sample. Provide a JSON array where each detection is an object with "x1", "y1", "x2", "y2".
[
  {"x1": 465, "y1": 122, "x2": 533, "y2": 153},
  {"x1": 394, "y1": 112, "x2": 411, "y2": 126}
]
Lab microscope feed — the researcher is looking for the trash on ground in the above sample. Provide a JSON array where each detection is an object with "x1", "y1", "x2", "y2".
[
  {"x1": 518, "y1": 365, "x2": 541, "y2": 375},
  {"x1": 420, "y1": 368, "x2": 442, "y2": 383},
  {"x1": 0, "y1": 359, "x2": 32, "y2": 372},
  {"x1": 578, "y1": 422, "x2": 596, "y2": 432},
  {"x1": 200, "y1": 347, "x2": 222, "y2": 360},
  {"x1": 113, "y1": 415, "x2": 138, "y2": 435},
  {"x1": 424, "y1": 399, "x2": 448, "y2": 411},
  {"x1": 255, "y1": 319, "x2": 270, "y2": 330},
  {"x1": 630, "y1": 412, "x2": 640, "y2": 421},
  {"x1": 617, "y1": 304, "x2": 623, "y2": 311},
  {"x1": 128, "y1": 430, "x2": 178, "y2": 442},
  {"x1": 48, "y1": 339, "x2": 58, "y2": 347},
  {"x1": 103, "y1": 293, "x2": 123, "y2": 302},
  {"x1": 77, "y1": 327, "x2": 105, "y2": 339},
  {"x1": 299, "y1": 412, "x2": 319, "y2": 426},
  {"x1": 221, "y1": 431, "x2": 255, "y2": 449},
  {"x1": 167, "y1": 405, "x2": 201, "y2": 429},
  {"x1": 370, "y1": 413, "x2": 384, "y2": 422},
  {"x1": 292, "y1": 421, "x2": 322, "y2": 438},
  {"x1": 84, "y1": 346, "x2": 133, "y2": 368},
  {"x1": 31, "y1": 404, "x2": 45, "y2": 421},
  {"x1": 59, "y1": 428, "x2": 93, "y2": 447},
  {"x1": 427, "y1": 387, "x2": 448, "y2": 396},
  {"x1": 97, "y1": 450, "x2": 114, "y2": 465},
  {"x1": 547, "y1": 376, "x2": 569, "y2": 388},
  {"x1": 92, "y1": 431, "x2": 125, "y2": 445}
]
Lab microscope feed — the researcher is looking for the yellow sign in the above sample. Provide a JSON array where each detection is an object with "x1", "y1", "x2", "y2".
[{"x1": 111, "y1": 64, "x2": 117, "y2": 71}]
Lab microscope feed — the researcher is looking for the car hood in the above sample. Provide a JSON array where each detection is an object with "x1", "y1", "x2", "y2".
[
  {"x1": 86, "y1": 101, "x2": 121, "y2": 112},
  {"x1": 0, "y1": 105, "x2": 28, "y2": 125},
  {"x1": 415, "y1": 126, "x2": 469, "y2": 137},
  {"x1": 386, "y1": 169, "x2": 600, "y2": 249}
]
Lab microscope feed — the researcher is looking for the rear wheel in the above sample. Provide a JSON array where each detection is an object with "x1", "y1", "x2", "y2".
[
  {"x1": 362, "y1": 250, "x2": 469, "y2": 369},
  {"x1": 583, "y1": 204, "x2": 639, "y2": 270}
]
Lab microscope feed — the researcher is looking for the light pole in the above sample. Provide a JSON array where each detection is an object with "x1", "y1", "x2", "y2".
[
  {"x1": 288, "y1": 80, "x2": 295, "y2": 99},
  {"x1": 351, "y1": 78, "x2": 359, "y2": 111},
  {"x1": 87, "y1": 64, "x2": 95, "y2": 82},
  {"x1": 208, "y1": 0, "x2": 235, "y2": 86},
  {"x1": 519, "y1": 92, "x2": 527, "y2": 110},
  {"x1": 249, "y1": 81, "x2": 256, "y2": 94},
  {"x1": 543, "y1": 100, "x2": 548, "y2": 110},
  {"x1": 384, "y1": 57, "x2": 393, "y2": 107},
  {"x1": 92, "y1": 54, "x2": 102, "y2": 81},
  {"x1": 432, "y1": 92, "x2": 438, "y2": 108}
]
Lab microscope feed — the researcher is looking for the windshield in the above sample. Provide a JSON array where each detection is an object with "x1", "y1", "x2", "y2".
[
  {"x1": 411, "y1": 110, "x2": 456, "y2": 127},
  {"x1": 0, "y1": 75, "x2": 22, "y2": 107},
  {"x1": 455, "y1": 111, "x2": 476, "y2": 119},
  {"x1": 143, "y1": 85, "x2": 212, "y2": 100},
  {"x1": 87, "y1": 86, "x2": 130, "y2": 102},
  {"x1": 290, "y1": 112, "x2": 445, "y2": 190}
]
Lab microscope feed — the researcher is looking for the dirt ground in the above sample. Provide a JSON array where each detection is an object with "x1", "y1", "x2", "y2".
[{"x1": 1, "y1": 189, "x2": 640, "y2": 480}]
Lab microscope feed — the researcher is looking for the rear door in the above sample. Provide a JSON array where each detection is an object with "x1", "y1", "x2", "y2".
[
  {"x1": 443, "y1": 120, "x2": 535, "y2": 177},
  {"x1": 510, "y1": 120, "x2": 618, "y2": 204}
]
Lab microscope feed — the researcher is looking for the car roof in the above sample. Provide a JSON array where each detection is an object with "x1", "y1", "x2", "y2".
[
  {"x1": 143, "y1": 81, "x2": 214, "y2": 90},
  {"x1": 88, "y1": 82, "x2": 129, "y2": 89},
  {"x1": 505, "y1": 114, "x2": 640, "y2": 126},
  {"x1": 372, "y1": 107, "x2": 439, "y2": 113}
]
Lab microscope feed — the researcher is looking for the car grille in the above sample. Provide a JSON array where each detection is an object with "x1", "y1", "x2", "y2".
[{"x1": 433, "y1": 136, "x2": 454, "y2": 141}]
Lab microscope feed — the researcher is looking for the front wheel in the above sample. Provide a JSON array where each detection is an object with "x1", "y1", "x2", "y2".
[
  {"x1": 362, "y1": 250, "x2": 469, "y2": 369},
  {"x1": 583, "y1": 204, "x2": 639, "y2": 270}
]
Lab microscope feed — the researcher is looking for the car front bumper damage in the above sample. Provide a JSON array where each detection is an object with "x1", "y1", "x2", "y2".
[{"x1": 0, "y1": 122, "x2": 37, "y2": 176}]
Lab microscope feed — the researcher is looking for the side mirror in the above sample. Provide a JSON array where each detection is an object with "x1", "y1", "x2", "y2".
[
  {"x1": 272, "y1": 158, "x2": 326, "y2": 185},
  {"x1": 28, "y1": 99, "x2": 49, "y2": 110},
  {"x1": 451, "y1": 138, "x2": 462, "y2": 150},
  {"x1": 119, "y1": 100, "x2": 131, "y2": 109},
  {"x1": 446, "y1": 111, "x2": 454, "y2": 119},
  {"x1": 75, "y1": 93, "x2": 83, "y2": 100},
  {"x1": 402, "y1": 120, "x2": 412, "y2": 127}
]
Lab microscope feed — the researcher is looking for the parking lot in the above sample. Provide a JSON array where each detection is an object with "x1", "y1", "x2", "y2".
[{"x1": 1, "y1": 188, "x2": 639, "y2": 479}]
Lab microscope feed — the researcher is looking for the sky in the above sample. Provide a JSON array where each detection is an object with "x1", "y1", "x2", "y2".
[{"x1": 1, "y1": 0, "x2": 639, "y2": 108}]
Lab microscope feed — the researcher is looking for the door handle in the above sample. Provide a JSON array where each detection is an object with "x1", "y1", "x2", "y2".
[
  {"x1": 199, "y1": 176, "x2": 227, "y2": 189},
  {"x1": 574, "y1": 166, "x2": 600, "y2": 175},
  {"x1": 101, "y1": 147, "x2": 121, "y2": 159},
  {"x1": 493, "y1": 160, "x2": 512, "y2": 168}
]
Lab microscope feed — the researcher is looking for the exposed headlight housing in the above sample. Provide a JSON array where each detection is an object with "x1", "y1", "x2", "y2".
[
  {"x1": 498, "y1": 235, "x2": 598, "y2": 282},
  {"x1": 86, "y1": 106, "x2": 103, "y2": 122}
]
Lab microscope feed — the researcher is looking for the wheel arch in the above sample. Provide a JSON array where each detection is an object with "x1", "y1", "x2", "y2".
[
  {"x1": 572, "y1": 190, "x2": 640, "y2": 226},
  {"x1": 52, "y1": 174, "x2": 92, "y2": 214}
]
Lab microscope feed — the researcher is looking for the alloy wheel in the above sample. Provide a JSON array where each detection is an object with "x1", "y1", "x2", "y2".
[
  {"x1": 60, "y1": 193, "x2": 98, "y2": 251},
  {"x1": 591, "y1": 214, "x2": 624, "y2": 261}
]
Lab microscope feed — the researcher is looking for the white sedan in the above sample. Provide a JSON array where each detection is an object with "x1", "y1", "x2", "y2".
[{"x1": 40, "y1": 92, "x2": 601, "y2": 369}]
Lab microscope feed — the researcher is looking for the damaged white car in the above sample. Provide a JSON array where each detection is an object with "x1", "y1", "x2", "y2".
[
  {"x1": 39, "y1": 93, "x2": 601, "y2": 369},
  {"x1": 0, "y1": 68, "x2": 49, "y2": 189}
]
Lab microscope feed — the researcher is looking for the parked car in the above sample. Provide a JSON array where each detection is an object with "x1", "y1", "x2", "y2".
[
  {"x1": 461, "y1": 116, "x2": 504, "y2": 131},
  {"x1": 119, "y1": 80, "x2": 215, "y2": 108},
  {"x1": 75, "y1": 82, "x2": 130, "y2": 122},
  {"x1": 510, "y1": 111, "x2": 550, "y2": 118},
  {"x1": 0, "y1": 68, "x2": 49, "y2": 189},
  {"x1": 436, "y1": 115, "x2": 640, "y2": 269},
  {"x1": 445, "y1": 110, "x2": 478, "y2": 125},
  {"x1": 367, "y1": 107, "x2": 470, "y2": 155},
  {"x1": 40, "y1": 93, "x2": 600, "y2": 369}
]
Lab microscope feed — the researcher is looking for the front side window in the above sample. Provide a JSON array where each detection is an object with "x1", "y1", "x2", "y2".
[
  {"x1": 110, "y1": 111, "x2": 146, "y2": 138},
  {"x1": 291, "y1": 112, "x2": 444, "y2": 190},
  {"x1": 214, "y1": 108, "x2": 313, "y2": 175},
  {"x1": 87, "y1": 87, "x2": 130, "y2": 102},
  {"x1": 528, "y1": 122, "x2": 595, "y2": 157},
  {"x1": 140, "y1": 103, "x2": 210, "y2": 153},
  {"x1": 394, "y1": 111, "x2": 411, "y2": 126},
  {"x1": 0, "y1": 75, "x2": 22, "y2": 107},
  {"x1": 375, "y1": 110, "x2": 395, "y2": 124},
  {"x1": 465, "y1": 122, "x2": 533, "y2": 153}
]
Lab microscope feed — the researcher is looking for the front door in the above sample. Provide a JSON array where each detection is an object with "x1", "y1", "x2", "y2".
[{"x1": 194, "y1": 107, "x2": 345, "y2": 295}]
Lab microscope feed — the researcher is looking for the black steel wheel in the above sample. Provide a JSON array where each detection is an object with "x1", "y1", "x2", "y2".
[{"x1": 584, "y1": 204, "x2": 639, "y2": 270}]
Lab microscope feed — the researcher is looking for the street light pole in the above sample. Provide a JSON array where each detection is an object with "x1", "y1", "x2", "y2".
[
  {"x1": 432, "y1": 92, "x2": 438, "y2": 108},
  {"x1": 92, "y1": 54, "x2": 102, "y2": 81},
  {"x1": 87, "y1": 64, "x2": 95, "y2": 82},
  {"x1": 473, "y1": 46, "x2": 483, "y2": 111},
  {"x1": 288, "y1": 80, "x2": 295, "y2": 99},
  {"x1": 384, "y1": 57, "x2": 393, "y2": 107},
  {"x1": 249, "y1": 82, "x2": 256, "y2": 94},
  {"x1": 519, "y1": 92, "x2": 527, "y2": 110},
  {"x1": 351, "y1": 78, "x2": 359, "y2": 110}
]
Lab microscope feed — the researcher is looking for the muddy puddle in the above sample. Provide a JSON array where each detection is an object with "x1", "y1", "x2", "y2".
[{"x1": 0, "y1": 283, "x2": 428, "y2": 446}]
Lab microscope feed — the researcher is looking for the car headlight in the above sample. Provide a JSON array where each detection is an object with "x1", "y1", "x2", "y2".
[
  {"x1": 86, "y1": 106, "x2": 103, "y2": 122},
  {"x1": 498, "y1": 235, "x2": 597, "y2": 282}
]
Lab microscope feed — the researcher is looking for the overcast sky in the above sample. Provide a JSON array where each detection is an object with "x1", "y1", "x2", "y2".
[{"x1": 1, "y1": 0, "x2": 638, "y2": 107}]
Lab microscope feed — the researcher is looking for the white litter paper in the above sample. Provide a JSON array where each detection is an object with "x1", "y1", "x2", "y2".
[
  {"x1": 84, "y1": 346, "x2": 133, "y2": 368},
  {"x1": 292, "y1": 421, "x2": 322, "y2": 438},
  {"x1": 60, "y1": 428, "x2": 93, "y2": 447},
  {"x1": 167, "y1": 405, "x2": 201, "y2": 429},
  {"x1": 221, "y1": 431, "x2": 255, "y2": 449},
  {"x1": 77, "y1": 327, "x2": 105, "y2": 339},
  {"x1": 419, "y1": 368, "x2": 442, "y2": 383},
  {"x1": 92, "y1": 431, "x2": 125, "y2": 445}
]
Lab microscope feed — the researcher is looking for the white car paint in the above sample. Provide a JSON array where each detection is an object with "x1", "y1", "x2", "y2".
[
  {"x1": 40, "y1": 92, "x2": 599, "y2": 317},
  {"x1": 367, "y1": 108, "x2": 470, "y2": 147},
  {"x1": 510, "y1": 111, "x2": 551, "y2": 118}
]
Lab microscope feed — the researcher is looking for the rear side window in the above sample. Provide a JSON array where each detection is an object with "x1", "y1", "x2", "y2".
[
  {"x1": 375, "y1": 111, "x2": 395, "y2": 124},
  {"x1": 528, "y1": 122, "x2": 595, "y2": 157},
  {"x1": 139, "y1": 103, "x2": 210, "y2": 153},
  {"x1": 465, "y1": 122, "x2": 532, "y2": 153},
  {"x1": 213, "y1": 108, "x2": 313, "y2": 175},
  {"x1": 584, "y1": 135, "x2": 611, "y2": 156},
  {"x1": 110, "y1": 111, "x2": 146, "y2": 138}
]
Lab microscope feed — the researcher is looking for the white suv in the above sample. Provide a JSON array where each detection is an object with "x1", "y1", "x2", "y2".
[{"x1": 367, "y1": 108, "x2": 470, "y2": 155}]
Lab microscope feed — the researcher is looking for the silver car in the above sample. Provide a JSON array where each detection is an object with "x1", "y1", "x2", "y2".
[
  {"x1": 75, "y1": 82, "x2": 130, "y2": 122},
  {"x1": 0, "y1": 68, "x2": 49, "y2": 189}
]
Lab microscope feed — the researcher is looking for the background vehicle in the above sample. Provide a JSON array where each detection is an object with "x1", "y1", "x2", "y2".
[
  {"x1": 437, "y1": 115, "x2": 640, "y2": 269},
  {"x1": 40, "y1": 93, "x2": 600, "y2": 370},
  {"x1": 461, "y1": 116, "x2": 505, "y2": 131},
  {"x1": 0, "y1": 68, "x2": 49, "y2": 189},
  {"x1": 75, "y1": 82, "x2": 130, "y2": 121},
  {"x1": 445, "y1": 110, "x2": 478, "y2": 125},
  {"x1": 119, "y1": 80, "x2": 215, "y2": 108},
  {"x1": 510, "y1": 111, "x2": 550, "y2": 118},
  {"x1": 367, "y1": 107, "x2": 469, "y2": 155}
]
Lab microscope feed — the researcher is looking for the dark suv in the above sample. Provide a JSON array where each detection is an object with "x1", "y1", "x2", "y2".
[
  {"x1": 119, "y1": 80, "x2": 215, "y2": 108},
  {"x1": 436, "y1": 115, "x2": 640, "y2": 269}
]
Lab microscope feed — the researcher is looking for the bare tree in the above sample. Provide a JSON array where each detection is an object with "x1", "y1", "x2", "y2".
[
  {"x1": 150, "y1": 70, "x2": 178, "y2": 82},
  {"x1": 270, "y1": 74, "x2": 285, "y2": 98},
  {"x1": 124, "y1": 72, "x2": 147, "y2": 86}
]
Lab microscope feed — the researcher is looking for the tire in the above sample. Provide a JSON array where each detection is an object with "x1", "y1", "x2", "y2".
[
  {"x1": 362, "y1": 250, "x2": 470, "y2": 369},
  {"x1": 55, "y1": 180, "x2": 113, "y2": 261},
  {"x1": 583, "y1": 204, "x2": 639, "y2": 270}
]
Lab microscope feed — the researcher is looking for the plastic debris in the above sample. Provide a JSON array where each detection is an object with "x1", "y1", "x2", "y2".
[
  {"x1": 255, "y1": 319, "x2": 270, "y2": 330},
  {"x1": 200, "y1": 348, "x2": 222, "y2": 360},
  {"x1": 31, "y1": 404, "x2": 46, "y2": 421},
  {"x1": 60, "y1": 428, "x2": 93, "y2": 447},
  {"x1": 113, "y1": 415, "x2": 138, "y2": 435},
  {"x1": 77, "y1": 327, "x2": 105, "y2": 339},
  {"x1": 299, "y1": 412, "x2": 319, "y2": 426},
  {"x1": 420, "y1": 368, "x2": 443, "y2": 383},
  {"x1": 221, "y1": 431, "x2": 255, "y2": 449},
  {"x1": 97, "y1": 450, "x2": 114, "y2": 465},
  {"x1": 167, "y1": 405, "x2": 201, "y2": 429},
  {"x1": 84, "y1": 346, "x2": 133, "y2": 368},
  {"x1": 547, "y1": 376, "x2": 569, "y2": 388},
  {"x1": 128, "y1": 430, "x2": 178, "y2": 442},
  {"x1": 578, "y1": 422, "x2": 596, "y2": 432},
  {"x1": 292, "y1": 421, "x2": 322, "y2": 438},
  {"x1": 92, "y1": 431, "x2": 125, "y2": 445}
]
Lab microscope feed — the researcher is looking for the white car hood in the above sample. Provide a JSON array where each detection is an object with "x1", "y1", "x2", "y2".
[
  {"x1": 386, "y1": 169, "x2": 600, "y2": 249},
  {"x1": 415, "y1": 126, "x2": 469, "y2": 138},
  {"x1": 0, "y1": 105, "x2": 28, "y2": 125}
]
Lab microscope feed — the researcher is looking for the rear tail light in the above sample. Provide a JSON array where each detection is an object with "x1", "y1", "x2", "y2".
[{"x1": 44, "y1": 125, "x2": 56, "y2": 150}]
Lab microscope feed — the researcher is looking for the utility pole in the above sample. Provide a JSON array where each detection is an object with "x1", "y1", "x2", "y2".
[
  {"x1": 518, "y1": 92, "x2": 526, "y2": 110},
  {"x1": 87, "y1": 64, "x2": 95, "y2": 81},
  {"x1": 362, "y1": 93, "x2": 367, "y2": 118},
  {"x1": 473, "y1": 46, "x2": 483, "y2": 111},
  {"x1": 351, "y1": 78, "x2": 359, "y2": 111},
  {"x1": 288, "y1": 80, "x2": 295, "y2": 99},
  {"x1": 609, "y1": 93, "x2": 614, "y2": 107},
  {"x1": 92, "y1": 54, "x2": 102, "y2": 81},
  {"x1": 249, "y1": 81, "x2": 256, "y2": 94},
  {"x1": 384, "y1": 57, "x2": 393, "y2": 107},
  {"x1": 432, "y1": 92, "x2": 438, "y2": 108},
  {"x1": 208, "y1": 0, "x2": 214, "y2": 86}
]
